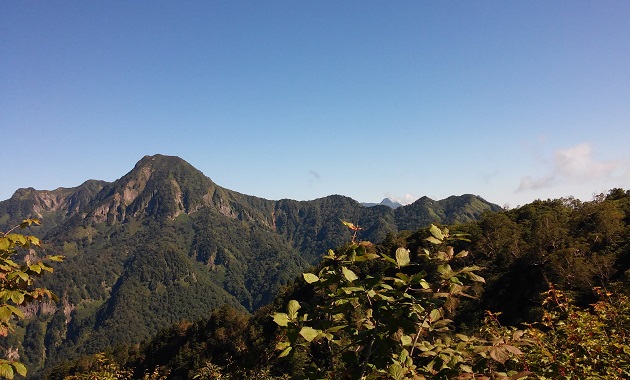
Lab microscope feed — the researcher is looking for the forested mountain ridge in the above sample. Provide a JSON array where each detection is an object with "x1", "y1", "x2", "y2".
[
  {"x1": 0, "y1": 154, "x2": 499, "y2": 376},
  {"x1": 45, "y1": 188, "x2": 630, "y2": 380},
  {"x1": 1, "y1": 155, "x2": 499, "y2": 265},
  {"x1": 0, "y1": 180, "x2": 107, "y2": 235}
]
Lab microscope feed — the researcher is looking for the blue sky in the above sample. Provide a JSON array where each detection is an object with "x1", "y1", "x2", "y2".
[{"x1": 2, "y1": 1, "x2": 629, "y2": 207}]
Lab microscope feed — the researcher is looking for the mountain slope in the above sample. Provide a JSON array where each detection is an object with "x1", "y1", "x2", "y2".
[
  {"x1": 0, "y1": 180, "x2": 106, "y2": 234},
  {"x1": 394, "y1": 194, "x2": 501, "y2": 231},
  {"x1": 0, "y1": 154, "x2": 500, "y2": 375},
  {"x1": 361, "y1": 198, "x2": 402, "y2": 209}
]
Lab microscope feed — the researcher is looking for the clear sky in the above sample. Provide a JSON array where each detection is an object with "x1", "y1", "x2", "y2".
[{"x1": 2, "y1": 1, "x2": 629, "y2": 207}]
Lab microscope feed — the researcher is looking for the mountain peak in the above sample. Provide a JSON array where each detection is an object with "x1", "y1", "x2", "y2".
[
  {"x1": 134, "y1": 154, "x2": 195, "y2": 171},
  {"x1": 380, "y1": 198, "x2": 402, "y2": 209},
  {"x1": 360, "y1": 198, "x2": 402, "y2": 209},
  {"x1": 0, "y1": 180, "x2": 107, "y2": 233},
  {"x1": 87, "y1": 155, "x2": 217, "y2": 222}
]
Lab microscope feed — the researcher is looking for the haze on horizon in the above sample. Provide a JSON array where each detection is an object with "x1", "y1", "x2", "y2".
[{"x1": 2, "y1": 1, "x2": 629, "y2": 208}]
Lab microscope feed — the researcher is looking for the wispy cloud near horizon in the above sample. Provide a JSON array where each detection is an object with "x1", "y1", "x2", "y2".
[
  {"x1": 385, "y1": 193, "x2": 419, "y2": 205},
  {"x1": 517, "y1": 142, "x2": 627, "y2": 193}
]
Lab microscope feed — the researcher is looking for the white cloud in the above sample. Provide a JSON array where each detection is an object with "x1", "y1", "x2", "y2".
[
  {"x1": 555, "y1": 143, "x2": 619, "y2": 179},
  {"x1": 386, "y1": 193, "x2": 418, "y2": 205},
  {"x1": 517, "y1": 142, "x2": 627, "y2": 193}
]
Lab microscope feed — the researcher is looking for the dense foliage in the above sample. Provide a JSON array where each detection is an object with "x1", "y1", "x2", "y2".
[
  {"x1": 0, "y1": 220, "x2": 62, "y2": 379},
  {"x1": 4, "y1": 156, "x2": 630, "y2": 379},
  {"x1": 272, "y1": 224, "x2": 520, "y2": 379},
  {"x1": 520, "y1": 285, "x2": 630, "y2": 378},
  {"x1": 42, "y1": 189, "x2": 630, "y2": 379},
  {"x1": 0, "y1": 155, "x2": 497, "y2": 376}
]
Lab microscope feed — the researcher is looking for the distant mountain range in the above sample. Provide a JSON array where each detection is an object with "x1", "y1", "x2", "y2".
[
  {"x1": 360, "y1": 198, "x2": 403, "y2": 209},
  {"x1": 0, "y1": 154, "x2": 500, "y2": 375}
]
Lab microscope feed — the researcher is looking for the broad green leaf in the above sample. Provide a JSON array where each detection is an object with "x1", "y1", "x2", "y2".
[
  {"x1": 20, "y1": 219, "x2": 40, "y2": 228},
  {"x1": 437, "y1": 264, "x2": 454, "y2": 278},
  {"x1": 459, "y1": 265, "x2": 484, "y2": 273},
  {"x1": 326, "y1": 325, "x2": 347, "y2": 333},
  {"x1": 341, "y1": 286, "x2": 364, "y2": 294},
  {"x1": 272, "y1": 313, "x2": 289, "y2": 327},
  {"x1": 380, "y1": 253, "x2": 398, "y2": 266},
  {"x1": 466, "y1": 272, "x2": 485, "y2": 283},
  {"x1": 401, "y1": 334, "x2": 413, "y2": 346},
  {"x1": 352, "y1": 253, "x2": 379, "y2": 262},
  {"x1": 348, "y1": 249, "x2": 357, "y2": 262},
  {"x1": 379, "y1": 283, "x2": 394, "y2": 290},
  {"x1": 454, "y1": 250, "x2": 469, "y2": 259},
  {"x1": 40, "y1": 263, "x2": 53, "y2": 273},
  {"x1": 415, "y1": 341, "x2": 434, "y2": 352},
  {"x1": 395, "y1": 248, "x2": 410, "y2": 267},
  {"x1": 7, "y1": 271, "x2": 28, "y2": 282},
  {"x1": 388, "y1": 363, "x2": 405, "y2": 380},
  {"x1": 1, "y1": 259, "x2": 18, "y2": 269},
  {"x1": 47, "y1": 255, "x2": 64, "y2": 262},
  {"x1": 5, "y1": 305, "x2": 23, "y2": 319},
  {"x1": 323, "y1": 249, "x2": 336, "y2": 259},
  {"x1": 395, "y1": 273, "x2": 410, "y2": 283},
  {"x1": 429, "y1": 308, "x2": 443, "y2": 323},
  {"x1": 10, "y1": 291, "x2": 25, "y2": 305},
  {"x1": 28, "y1": 264, "x2": 42, "y2": 274},
  {"x1": 27, "y1": 236, "x2": 41, "y2": 246},
  {"x1": 429, "y1": 224, "x2": 444, "y2": 241},
  {"x1": 409, "y1": 272, "x2": 427, "y2": 283},
  {"x1": 0, "y1": 363, "x2": 14, "y2": 379},
  {"x1": 412, "y1": 304, "x2": 425, "y2": 314},
  {"x1": 375, "y1": 293, "x2": 395, "y2": 302},
  {"x1": 6, "y1": 234, "x2": 27, "y2": 247},
  {"x1": 341, "y1": 266, "x2": 358, "y2": 282},
  {"x1": 456, "y1": 333, "x2": 471, "y2": 342},
  {"x1": 0, "y1": 306, "x2": 12, "y2": 320},
  {"x1": 302, "y1": 273, "x2": 319, "y2": 284},
  {"x1": 0, "y1": 237, "x2": 10, "y2": 251},
  {"x1": 275, "y1": 341, "x2": 291, "y2": 351},
  {"x1": 278, "y1": 346, "x2": 292, "y2": 358},
  {"x1": 425, "y1": 236, "x2": 442, "y2": 245},
  {"x1": 341, "y1": 220, "x2": 360, "y2": 231},
  {"x1": 299, "y1": 326, "x2": 320, "y2": 342},
  {"x1": 332, "y1": 313, "x2": 345, "y2": 321},
  {"x1": 287, "y1": 300, "x2": 301, "y2": 320},
  {"x1": 12, "y1": 362, "x2": 26, "y2": 377}
]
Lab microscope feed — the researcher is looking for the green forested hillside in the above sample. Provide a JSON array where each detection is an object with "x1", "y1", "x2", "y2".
[
  {"x1": 0, "y1": 180, "x2": 107, "y2": 236},
  {"x1": 42, "y1": 188, "x2": 630, "y2": 379},
  {"x1": 0, "y1": 155, "x2": 499, "y2": 377}
]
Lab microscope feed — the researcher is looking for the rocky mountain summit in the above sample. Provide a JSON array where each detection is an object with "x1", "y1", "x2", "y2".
[
  {"x1": 0, "y1": 154, "x2": 500, "y2": 374},
  {"x1": 360, "y1": 198, "x2": 403, "y2": 209}
]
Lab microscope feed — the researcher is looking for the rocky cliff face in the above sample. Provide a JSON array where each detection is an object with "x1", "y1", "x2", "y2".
[
  {"x1": 0, "y1": 180, "x2": 106, "y2": 233},
  {"x1": 0, "y1": 154, "x2": 502, "y2": 376},
  {"x1": 78, "y1": 155, "x2": 277, "y2": 225}
]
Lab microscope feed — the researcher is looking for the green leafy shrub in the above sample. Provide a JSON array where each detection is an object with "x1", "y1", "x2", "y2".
[
  {"x1": 521, "y1": 286, "x2": 630, "y2": 379},
  {"x1": 1, "y1": 219, "x2": 62, "y2": 379},
  {"x1": 272, "y1": 224, "x2": 526, "y2": 379}
]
